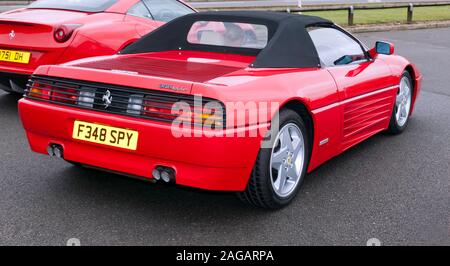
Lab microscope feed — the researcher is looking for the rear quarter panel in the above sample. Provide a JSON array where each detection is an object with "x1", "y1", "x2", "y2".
[
  {"x1": 57, "y1": 13, "x2": 157, "y2": 63},
  {"x1": 192, "y1": 68, "x2": 341, "y2": 172}
]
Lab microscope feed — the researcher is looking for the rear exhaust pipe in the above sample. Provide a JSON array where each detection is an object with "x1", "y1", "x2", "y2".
[
  {"x1": 47, "y1": 144, "x2": 64, "y2": 159},
  {"x1": 152, "y1": 168, "x2": 161, "y2": 181},
  {"x1": 47, "y1": 145, "x2": 54, "y2": 156},
  {"x1": 152, "y1": 166, "x2": 175, "y2": 183},
  {"x1": 53, "y1": 146, "x2": 63, "y2": 158}
]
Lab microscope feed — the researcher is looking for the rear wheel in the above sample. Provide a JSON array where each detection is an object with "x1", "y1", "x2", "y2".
[
  {"x1": 388, "y1": 71, "x2": 413, "y2": 134},
  {"x1": 237, "y1": 109, "x2": 310, "y2": 209}
]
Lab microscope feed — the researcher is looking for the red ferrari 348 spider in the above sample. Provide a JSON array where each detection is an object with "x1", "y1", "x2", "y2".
[
  {"x1": 0, "y1": 0, "x2": 194, "y2": 93},
  {"x1": 19, "y1": 11, "x2": 421, "y2": 209}
]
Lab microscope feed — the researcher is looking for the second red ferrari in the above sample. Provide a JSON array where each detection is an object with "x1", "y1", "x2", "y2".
[{"x1": 0, "y1": 0, "x2": 195, "y2": 93}]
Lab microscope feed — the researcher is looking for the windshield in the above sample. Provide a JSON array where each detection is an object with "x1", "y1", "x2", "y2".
[
  {"x1": 28, "y1": 0, "x2": 118, "y2": 12},
  {"x1": 187, "y1": 21, "x2": 269, "y2": 50}
]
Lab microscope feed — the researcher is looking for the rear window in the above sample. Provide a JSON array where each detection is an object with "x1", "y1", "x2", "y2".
[
  {"x1": 187, "y1": 21, "x2": 269, "y2": 50},
  {"x1": 29, "y1": 0, "x2": 118, "y2": 12}
]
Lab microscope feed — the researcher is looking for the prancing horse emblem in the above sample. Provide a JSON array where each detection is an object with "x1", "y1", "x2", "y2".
[
  {"x1": 102, "y1": 90, "x2": 113, "y2": 109},
  {"x1": 9, "y1": 30, "x2": 15, "y2": 40}
]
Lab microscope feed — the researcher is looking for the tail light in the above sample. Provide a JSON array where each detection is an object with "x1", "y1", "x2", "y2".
[
  {"x1": 142, "y1": 96, "x2": 224, "y2": 128},
  {"x1": 127, "y1": 95, "x2": 144, "y2": 115},
  {"x1": 28, "y1": 81, "x2": 77, "y2": 104},
  {"x1": 29, "y1": 82, "x2": 51, "y2": 100},
  {"x1": 143, "y1": 98, "x2": 177, "y2": 120},
  {"x1": 51, "y1": 83, "x2": 78, "y2": 104},
  {"x1": 54, "y1": 24, "x2": 82, "y2": 43},
  {"x1": 193, "y1": 104, "x2": 224, "y2": 128},
  {"x1": 78, "y1": 87, "x2": 96, "y2": 108}
]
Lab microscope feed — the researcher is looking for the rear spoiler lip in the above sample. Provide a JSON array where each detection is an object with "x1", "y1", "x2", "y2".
[
  {"x1": 20, "y1": 7, "x2": 98, "y2": 14},
  {"x1": 0, "y1": 7, "x2": 97, "y2": 26},
  {"x1": 0, "y1": 19, "x2": 53, "y2": 28}
]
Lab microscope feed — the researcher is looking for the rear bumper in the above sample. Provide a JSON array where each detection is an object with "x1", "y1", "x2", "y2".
[
  {"x1": 19, "y1": 99, "x2": 266, "y2": 191},
  {"x1": 0, "y1": 65, "x2": 34, "y2": 76},
  {"x1": 0, "y1": 45, "x2": 70, "y2": 77}
]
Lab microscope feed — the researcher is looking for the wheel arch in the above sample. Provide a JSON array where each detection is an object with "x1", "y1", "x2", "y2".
[
  {"x1": 404, "y1": 64, "x2": 417, "y2": 98},
  {"x1": 279, "y1": 99, "x2": 315, "y2": 155}
]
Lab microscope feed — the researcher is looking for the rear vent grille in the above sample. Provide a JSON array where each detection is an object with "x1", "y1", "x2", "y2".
[{"x1": 25, "y1": 76, "x2": 225, "y2": 128}]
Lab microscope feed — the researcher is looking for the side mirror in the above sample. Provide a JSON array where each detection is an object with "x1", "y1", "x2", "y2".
[{"x1": 375, "y1": 41, "x2": 394, "y2": 55}]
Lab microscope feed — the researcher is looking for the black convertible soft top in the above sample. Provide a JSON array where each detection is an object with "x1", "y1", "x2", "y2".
[{"x1": 121, "y1": 11, "x2": 333, "y2": 68}]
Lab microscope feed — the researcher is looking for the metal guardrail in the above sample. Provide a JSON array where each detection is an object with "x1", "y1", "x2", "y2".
[
  {"x1": 192, "y1": 1, "x2": 450, "y2": 26},
  {"x1": 278, "y1": 2, "x2": 450, "y2": 25},
  {"x1": 190, "y1": 0, "x2": 450, "y2": 9},
  {"x1": 0, "y1": 0, "x2": 33, "y2": 4}
]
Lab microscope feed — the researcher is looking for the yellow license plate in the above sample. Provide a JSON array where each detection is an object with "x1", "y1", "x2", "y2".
[
  {"x1": 0, "y1": 49, "x2": 31, "y2": 64},
  {"x1": 72, "y1": 121, "x2": 139, "y2": 150}
]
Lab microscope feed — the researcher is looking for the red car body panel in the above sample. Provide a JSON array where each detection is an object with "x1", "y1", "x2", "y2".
[
  {"x1": 0, "y1": 0, "x2": 193, "y2": 77},
  {"x1": 19, "y1": 46, "x2": 422, "y2": 191}
]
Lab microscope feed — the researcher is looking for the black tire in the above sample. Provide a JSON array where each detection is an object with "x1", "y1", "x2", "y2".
[
  {"x1": 237, "y1": 109, "x2": 311, "y2": 209},
  {"x1": 388, "y1": 71, "x2": 413, "y2": 134}
]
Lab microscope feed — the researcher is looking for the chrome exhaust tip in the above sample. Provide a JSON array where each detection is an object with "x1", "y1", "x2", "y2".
[
  {"x1": 161, "y1": 171, "x2": 171, "y2": 183},
  {"x1": 47, "y1": 145, "x2": 55, "y2": 156},
  {"x1": 47, "y1": 144, "x2": 64, "y2": 159},
  {"x1": 152, "y1": 166, "x2": 175, "y2": 183},
  {"x1": 53, "y1": 146, "x2": 63, "y2": 158},
  {"x1": 152, "y1": 168, "x2": 161, "y2": 181}
]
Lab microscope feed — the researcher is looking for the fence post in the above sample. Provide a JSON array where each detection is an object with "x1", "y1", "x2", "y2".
[
  {"x1": 348, "y1": 6, "x2": 354, "y2": 26},
  {"x1": 407, "y1": 3, "x2": 414, "y2": 23}
]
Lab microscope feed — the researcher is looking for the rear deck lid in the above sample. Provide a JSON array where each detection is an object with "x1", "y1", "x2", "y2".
[
  {"x1": 69, "y1": 51, "x2": 255, "y2": 84},
  {"x1": 0, "y1": 8, "x2": 89, "y2": 25}
]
